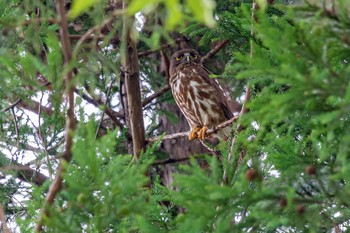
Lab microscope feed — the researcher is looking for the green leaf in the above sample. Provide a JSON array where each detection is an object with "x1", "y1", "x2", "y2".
[
  {"x1": 185, "y1": 0, "x2": 216, "y2": 27},
  {"x1": 128, "y1": 0, "x2": 159, "y2": 15},
  {"x1": 69, "y1": 0, "x2": 100, "y2": 18}
]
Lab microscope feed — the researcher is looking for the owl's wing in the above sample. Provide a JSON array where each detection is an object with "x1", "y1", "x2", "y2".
[{"x1": 198, "y1": 66, "x2": 234, "y2": 120}]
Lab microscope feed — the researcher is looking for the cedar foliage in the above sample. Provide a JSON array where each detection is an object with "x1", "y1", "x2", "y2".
[{"x1": 0, "y1": 0, "x2": 350, "y2": 232}]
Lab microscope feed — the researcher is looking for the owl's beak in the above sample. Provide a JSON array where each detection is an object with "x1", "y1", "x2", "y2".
[{"x1": 184, "y1": 53, "x2": 191, "y2": 63}]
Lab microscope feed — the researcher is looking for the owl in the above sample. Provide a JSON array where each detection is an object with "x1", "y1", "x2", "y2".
[{"x1": 169, "y1": 48, "x2": 234, "y2": 141}]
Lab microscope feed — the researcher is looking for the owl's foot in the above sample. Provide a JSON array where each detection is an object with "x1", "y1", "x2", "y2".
[
  {"x1": 189, "y1": 127, "x2": 201, "y2": 141},
  {"x1": 198, "y1": 126, "x2": 209, "y2": 140}
]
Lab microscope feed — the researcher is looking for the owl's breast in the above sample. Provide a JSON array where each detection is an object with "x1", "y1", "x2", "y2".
[{"x1": 170, "y1": 68, "x2": 226, "y2": 128}]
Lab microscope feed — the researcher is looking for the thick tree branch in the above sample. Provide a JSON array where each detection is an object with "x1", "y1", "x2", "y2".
[
  {"x1": 201, "y1": 40, "x2": 230, "y2": 63},
  {"x1": 147, "y1": 116, "x2": 239, "y2": 143},
  {"x1": 0, "y1": 164, "x2": 49, "y2": 186},
  {"x1": 3, "y1": 99, "x2": 54, "y2": 116}
]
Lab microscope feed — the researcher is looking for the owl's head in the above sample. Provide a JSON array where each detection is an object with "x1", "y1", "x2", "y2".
[{"x1": 169, "y1": 49, "x2": 201, "y2": 75}]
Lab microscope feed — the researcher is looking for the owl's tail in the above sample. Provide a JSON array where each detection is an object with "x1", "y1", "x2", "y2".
[{"x1": 216, "y1": 126, "x2": 232, "y2": 141}]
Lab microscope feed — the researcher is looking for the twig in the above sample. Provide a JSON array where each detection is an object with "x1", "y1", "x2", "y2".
[
  {"x1": 152, "y1": 155, "x2": 203, "y2": 166},
  {"x1": 18, "y1": 99, "x2": 54, "y2": 116},
  {"x1": 199, "y1": 140, "x2": 222, "y2": 160},
  {"x1": 137, "y1": 38, "x2": 186, "y2": 57},
  {"x1": 223, "y1": 1, "x2": 256, "y2": 182},
  {"x1": 74, "y1": 9, "x2": 125, "y2": 51},
  {"x1": 22, "y1": 17, "x2": 59, "y2": 27},
  {"x1": 3, "y1": 99, "x2": 22, "y2": 112},
  {"x1": 94, "y1": 78, "x2": 116, "y2": 140},
  {"x1": 38, "y1": 92, "x2": 53, "y2": 179},
  {"x1": 0, "y1": 204, "x2": 11, "y2": 233},
  {"x1": 201, "y1": 40, "x2": 230, "y2": 63},
  {"x1": 68, "y1": 34, "x2": 105, "y2": 41},
  {"x1": 142, "y1": 84, "x2": 170, "y2": 107},
  {"x1": 36, "y1": 0, "x2": 75, "y2": 231},
  {"x1": 147, "y1": 116, "x2": 238, "y2": 143},
  {"x1": 227, "y1": 87, "x2": 250, "y2": 165},
  {"x1": 73, "y1": 88, "x2": 124, "y2": 128},
  {"x1": 10, "y1": 107, "x2": 20, "y2": 156}
]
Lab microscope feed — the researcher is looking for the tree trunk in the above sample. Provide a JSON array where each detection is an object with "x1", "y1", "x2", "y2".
[{"x1": 121, "y1": 2, "x2": 146, "y2": 159}]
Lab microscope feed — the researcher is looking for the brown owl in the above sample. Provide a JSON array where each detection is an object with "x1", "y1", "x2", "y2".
[{"x1": 169, "y1": 48, "x2": 234, "y2": 141}]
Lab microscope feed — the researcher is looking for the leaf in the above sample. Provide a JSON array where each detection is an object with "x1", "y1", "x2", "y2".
[
  {"x1": 185, "y1": 0, "x2": 216, "y2": 27},
  {"x1": 165, "y1": 0, "x2": 183, "y2": 30},
  {"x1": 128, "y1": 0, "x2": 159, "y2": 15},
  {"x1": 69, "y1": 0, "x2": 100, "y2": 18}
]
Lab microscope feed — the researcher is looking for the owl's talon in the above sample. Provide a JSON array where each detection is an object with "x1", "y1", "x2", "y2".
[
  {"x1": 189, "y1": 127, "x2": 201, "y2": 141},
  {"x1": 198, "y1": 126, "x2": 209, "y2": 140}
]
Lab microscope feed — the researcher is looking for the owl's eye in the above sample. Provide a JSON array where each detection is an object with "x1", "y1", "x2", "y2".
[{"x1": 175, "y1": 55, "x2": 182, "y2": 61}]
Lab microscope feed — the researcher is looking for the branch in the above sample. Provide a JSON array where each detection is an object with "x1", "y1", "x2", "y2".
[
  {"x1": 0, "y1": 164, "x2": 49, "y2": 186},
  {"x1": 152, "y1": 154, "x2": 204, "y2": 166},
  {"x1": 223, "y1": 1, "x2": 256, "y2": 182},
  {"x1": 142, "y1": 84, "x2": 170, "y2": 108},
  {"x1": 201, "y1": 40, "x2": 230, "y2": 63},
  {"x1": 137, "y1": 38, "x2": 186, "y2": 57},
  {"x1": 3, "y1": 99, "x2": 54, "y2": 116},
  {"x1": 147, "y1": 116, "x2": 239, "y2": 143},
  {"x1": 95, "y1": 78, "x2": 115, "y2": 139},
  {"x1": 0, "y1": 204, "x2": 11, "y2": 233},
  {"x1": 199, "y1": 140, "x2": 222, "y2": 160},
  {"x1": 74, "y1": 9, "x2": 125, "y2": 51},
  {"x1": 36, "y1": 0, "x2": 75, "y2": 231},
  {"x1": 74, "y1": 89, "x2": 124, "y2": 128},
  {"x1": 3, "y1": 99, "x2": 21, "y2": 112}
]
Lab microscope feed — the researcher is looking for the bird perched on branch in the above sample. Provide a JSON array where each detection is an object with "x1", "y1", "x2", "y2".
[{"x1": 169, "y1": 48, "x2": 234, "y2": 141}]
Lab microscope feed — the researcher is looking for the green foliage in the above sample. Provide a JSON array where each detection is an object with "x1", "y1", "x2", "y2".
[
  {"x1": 1, "y1": 0, "x2": 350, "y2": 232},
  {"x1": 69, "y1": 0, "x2": 101, "y2": 18},
  {"x1": 128, "y1": 0, "x2": 216, "y2": 30}
]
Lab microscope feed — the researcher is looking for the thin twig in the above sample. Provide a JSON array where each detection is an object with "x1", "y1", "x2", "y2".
[
  {"x1": 74, "y1": 9, "x2": 125, "y2": 51},
  {"x1": 142, "y1": 84, "x2": 170, "y2": 108},
  {"x1": 94, "y1": 78, "x2": 116, "y2": 140},
  {"x1": 38, "y1": 92, "x2": 53, "y2": 179},
  {"x1": 152, "y1": 155, "x2": 203, "y2": 166},
  {"x1": 74, "y1": 88, "x2": 124, "y2": 128},
  {"x1": 10, "y1": 107, "x2": 20, "y2": 157},
  {"x1": 199, "y1": 140, "x2": 222, "y2": 160},
  {"x1": 3, "y1": 99, "x2": 22, "y2": 112},
  {"x1": 227, "y1": 87, "x2": 250, "y2": 165},
  {"x1": 18, "y1": 99, "x2": 54, "y2": 116},
  {"x1": 201, "y1": 40, "x2": 230, "y2": 63},
  {"x1": 147, "y1": 116, "x2": 238, "y2": 143},
  {"x1": 0, "y1": 204, "x2": 12, "y2": 233},
  {"x1": 137, "y1": 38, "x2": 186, "y2": 57},
  {"x1": 223, "y1": 1, "x2": 256, "y2": 182}
]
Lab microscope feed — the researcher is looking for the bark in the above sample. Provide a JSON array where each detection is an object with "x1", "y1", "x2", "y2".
[
  {"x1": 0, "y1": 155, "x2": 49, "y2": 186},
  {"x1": 121, "y1": 2, "x2": 146, "y2": 158}
]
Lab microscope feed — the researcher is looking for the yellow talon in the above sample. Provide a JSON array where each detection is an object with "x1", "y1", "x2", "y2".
[
  {"x1": 189, "y1": 127, "x2": 201, "y2": 141},
  {"x1": 198, "y1": 126, "x2": 209, "y2": 140}
]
